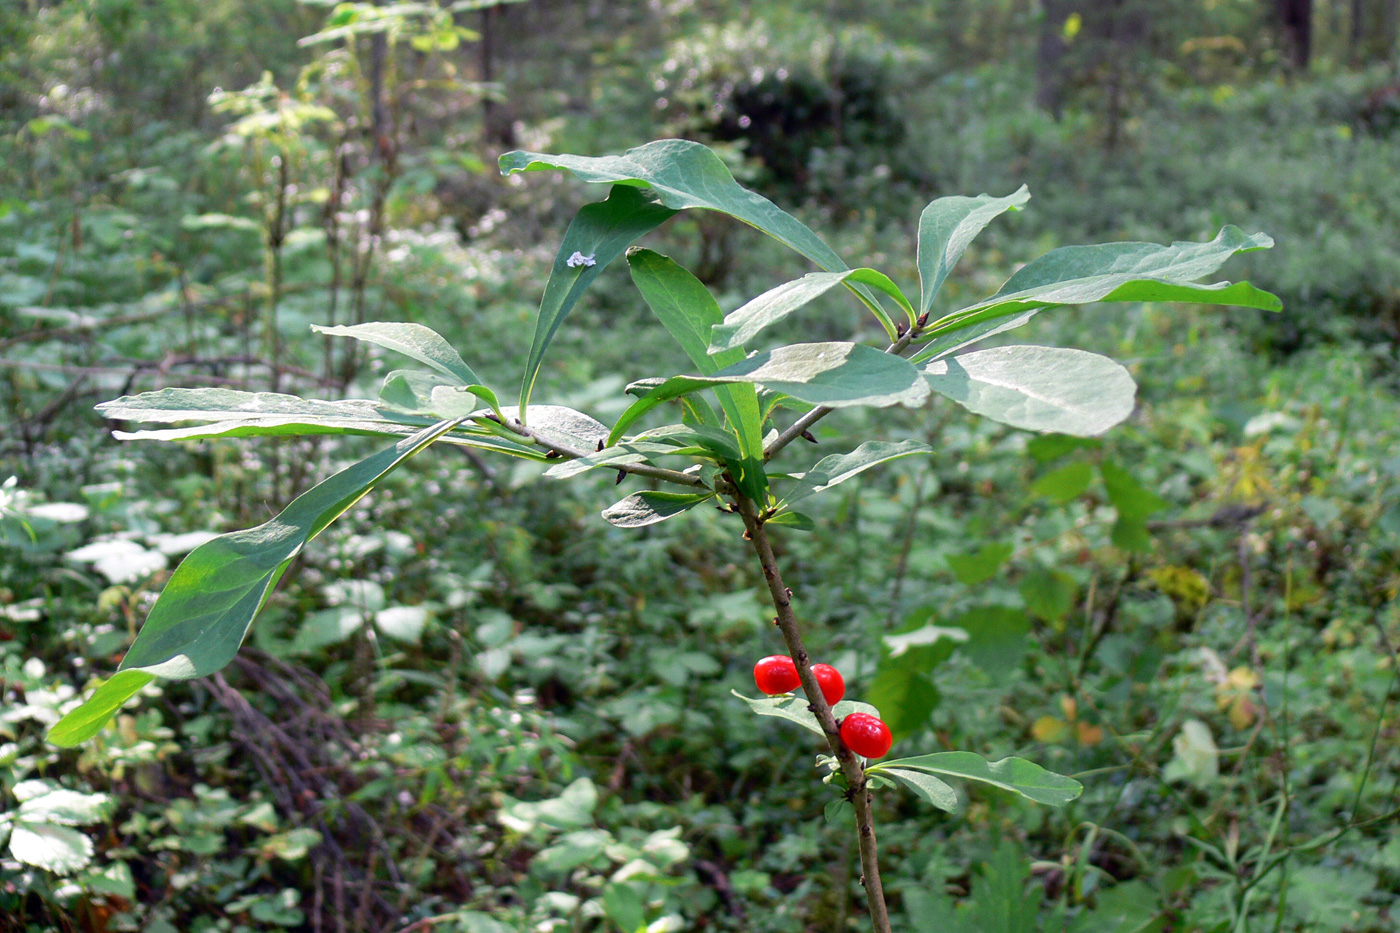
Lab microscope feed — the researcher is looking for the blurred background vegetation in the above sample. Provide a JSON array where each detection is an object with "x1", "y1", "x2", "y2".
[{"x1": 3, "y1": 1, "x2": 1400, "y2": 931}]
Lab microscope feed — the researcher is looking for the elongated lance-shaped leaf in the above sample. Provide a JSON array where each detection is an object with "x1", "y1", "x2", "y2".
[
  {"x1": 500, "y1": 139, "x2": 895, "y2": 337},
  {"x1": 519, "y1": 185, "x2": 678, "y2": 416},
  {"x1": 601, "y1": 490, "x2": 715, "y2": 527},
  {"x1": 311, "y1": 322, "x2": 480, "y2": 385},
  {"x1": 708, "y1": 268, "x2": 915, "y2": 354},
  {"x1": 47, "y1": 419, "x2": 461, "y2": 747},
  {"x1": 608, "y1": 342, "x2": 929, "y2": 446},
  {"x1": 911, "y1": 226, "x2": 1280, "y2": 364},
  {"x1": 922, "y1": 346, "x2": 1137, "y2": 437},
  {"x1": 112, "y1": 418, "x2": 549, "y2": 461},
  {"x1": 869, "y1": 751, "x2": 1082, "y2": 806},
  {"x1": 917, "y1": 186, "x2": 1030, "y2": 316},
  {"x1": 98, "y1": 387, "x2": 406, "y2": 425},
  {"x1": 779, "y1": 439, "x2": 932, "y2": 509},
  {"x1": 626, "y1": 248, "x2": 766, "y2": 500}
]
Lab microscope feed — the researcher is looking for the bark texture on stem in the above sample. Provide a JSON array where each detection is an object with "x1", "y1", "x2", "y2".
[{"x1": 733, "y1": 494, "x2": 892, "y2": 933}]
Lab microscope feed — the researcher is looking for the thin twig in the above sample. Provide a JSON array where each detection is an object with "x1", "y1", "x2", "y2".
[
  {"x1": 733, "y1": 494, "x2": 892, "y2": 933},
  {"x1": 764, "y1": 328, "x2": 918, "y2": 462},
  {"x1": 488, "y1": 415, "x2": 721, "y2": 491}
]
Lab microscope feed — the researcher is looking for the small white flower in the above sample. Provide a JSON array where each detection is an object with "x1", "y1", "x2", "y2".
[{"x1": 565, "y1": 251, "x2": 597, "y2": 268}]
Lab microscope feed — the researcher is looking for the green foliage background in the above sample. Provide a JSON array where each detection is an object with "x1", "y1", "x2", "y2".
[{"x1": 3, "y1": 1, "x2": 1400, "y2": 931}]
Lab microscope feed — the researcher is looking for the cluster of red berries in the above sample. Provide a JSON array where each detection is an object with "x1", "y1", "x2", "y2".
[{"x1": 752, "y1": 655, "x2": 893, "y2": 759}]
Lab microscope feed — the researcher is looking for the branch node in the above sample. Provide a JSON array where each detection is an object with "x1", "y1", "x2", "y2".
[{"x1": 800, "y1": 430, "x2": 818, "y2": 444}]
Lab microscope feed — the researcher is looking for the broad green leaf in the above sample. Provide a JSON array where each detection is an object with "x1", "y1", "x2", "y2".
[
  {"x1": 946, "y1": 542, "x2": 1013, "y2": 586},
  {"x1": 311, "y1": 322, "x2": 479, "y2": 385},
  {"x1": 48, "y1": 420, "x2": 460, "y2": 747},
  {"x1": 601, "y1": 490, "x2": 713, "y2": 527},
  {"x1": 500, "y1": 139, "x2": 892, "y2": 329},
  {"x1": 707, "y1": 268, "x2": 913, "y2": 353},
  {"x1": 519, "y1": 185, "x2": 678, "y2": 414},
  {"x1": 923, "y1": 346, "x2": 1137, "y2": 437},
  {"x1": 912, "y1": 227, "x2": 1280, "y2": 363},
  {"x1": 502, "y1": 139, "x2": 847, "y2": 273},
  {"x1": 1019, "y1": 569, "x2": 1078, "y2": 624},
  {"x1": 875, "y1": 751, "x2": 1082, "y2": 806},
  {"x1": 17, "y1": 789, "x2": 114, "y2": 826},
  {"x1": 879, "y1": 767, "x2": 958, "y2": 812},
  {"x1": 731, "y1": 690, "x2": 881, "y2": 738},
  {"x1": 626, "y1": 248, "x2": 767, "y2": 499},
  {"x1": 864, "y1": 666, "x2": 940, "y2": 738},
  {"x1": 952, "y1": 605, "x2": 1031, "y2": 681},
  {"x1": 916, "y1": 186, "x2": 1030, "y2": 314},
  {"x1": 608, "y1": 343, "x2": 929, "y2": 445},
  {"x1": 8, "y1": 822, "x2": 93, "y2": 874},
  {"x1": 1101, "y1": 461, "x2": 1170, "y2": 520},
  {"x1": 1029, "y1": 461, "x2": 1094, "y2": 502},
  {"x1": 780, "y1": 439, "x2": 932, "y2": 509}
]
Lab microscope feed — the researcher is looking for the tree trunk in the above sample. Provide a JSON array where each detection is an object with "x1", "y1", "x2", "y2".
[
  {"x1": 1036, "y1": 0, "x2": 1070, "y2": 117},
  {"x1": 1276, "y1": 0, "x2": 1313, "y2": 72}
]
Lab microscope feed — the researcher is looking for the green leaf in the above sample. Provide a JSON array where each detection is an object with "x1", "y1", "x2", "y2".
[
  {"x1": 8, "y1": 822, "x2": 94, "y2": 874},
  {"x1": 765, "y1": 510, "x2": 815, "y2": 531},
  {"x1": 502, "y1": 139, "x2": 847, "y2": 274},
  {"x1": 780, "y1": 439, "x2": 932, "y2": 509},
  {"x1": 731, "y1": 690, "x2": 880, "y2": 738},
  {"x1": 865, "y1": 666, "x2": 940, "y2": 738},
  {"x1": 500, "y1": 139, "x2": 893, "y2": 330},
  {"x1": 1027, "y1": 433, "x2": 1101, "y2": 463},
  {"x1": 17, "y1": 789, "x2": 114, "y2": 826},
  {"x1": 46, "y1": 670, "x2": 155, "y2": 747},
  {"x1": 875, "y1": 751, "x2": 1082, "y2": 806},
  {"x1": 946, "y1": 542, "x2": 1013, "y2": 586},
  {"x1": 917, "y1": 186, "x2": 1030, "y2": 315},
  {"x1": 708, "y1": 268, "x2": 913, "y2": 353},
  {"x1": 924, "y1": 346, "x2": 1137, "y2": 437},
  {"x1": 519, "y1": 185, "x2": 678, "y2": 413},
  {"x1": 98, "y1": 387, "x2": 405, "y2": 425},
  {"x1": 625, "y1": 248, "x2": 767, "y2": 500},
  {"x1": 608, "y1": 343, "x2": 929, "y2": 445},
  {"x1": 379, "y1": 370, "x2": 460, "y2": 413},
  {"x1": 1101, "y1": 461, "x2": 1169, "y2": 520},
  {"x1": 879, "y1": 767, "x2": 958, "y2": 812},
  {"x1": 1020, "y1": 569, "x2": 1078, "y2": 624},
  {"x1": 311, "y1": 322, "x2": 480, "y2": 385},
  {"x1": 603, "y1": 883, "x2": 647, "y2": 933},
  {"x1": 952, "y1": 605, "x2": 1032, "y2": 681},
  {"x1": 913, "y1": 226, "x2": 1280, "y2": 363},
  {"x1": 48, "y1": 420, "x2": 461, "y2": 747},
  {"x1": 1029, "y1": 461, "x2": 1094, "y2": 503},
  {"x1": 601, "y1": 490, "x2": 714, "y2": 528}
]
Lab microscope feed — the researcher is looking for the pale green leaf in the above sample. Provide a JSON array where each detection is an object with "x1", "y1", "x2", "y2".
[
  {"x1": 8, "y1": 822, "x2": 94, "y2": 874},
  {"x1": 876, "y1": 750, "x2": 1082, "y2": 806},
  {"x1": 780, "y1": 439, "x2": 931, "y2": 508},
  {"x1": 917, "y1": 186, "x2": 1030, "y2": 314},
  {"x1": 601, "y1": 491, "x2": 713, "y2": 527},
  {"x1": 924, "y1": 346, "x2": 1136, "y2": 436},
  {"x1": 609, "y1": 343, "x2": 928, "y2": 445},
  {"x1": 880, "y1": 768, "x2": 958, "y2": 812},
  {"x1": 311, "y1": 322, "x2": 479, "y2": 385},
  {"x1": 49, "y1": 420, "x2": 460, "y2": 747},
  {"x1": 518, "y1": 185, "x2": 678, "y2": 413}
]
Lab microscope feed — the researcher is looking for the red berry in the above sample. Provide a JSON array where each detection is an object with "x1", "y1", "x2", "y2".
[
  {"x1": 754, "y1": 655, "x2": 800, "y2": 695},
  {"x1": 812, "y1": 664, "x2": 845, "y2": 705},
  {"x1": 840, "y1": 713, "x2": 893, "y2": 759}
]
